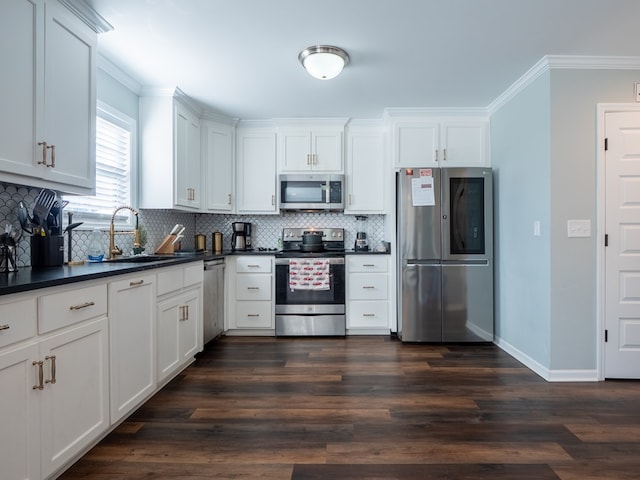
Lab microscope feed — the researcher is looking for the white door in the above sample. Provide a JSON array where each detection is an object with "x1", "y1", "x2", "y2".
[{"x1": 604, "y1": 110, "x2": 640, "y2": 378}]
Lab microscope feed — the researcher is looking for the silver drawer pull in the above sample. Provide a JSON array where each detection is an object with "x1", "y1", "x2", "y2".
[
  {"x1": 33, "y1": 361, "x2": 44, "y2": 390},
  {"x1": 69, "y1": 301, "x2": 95, "y2": 311},
  {"x1": 362, "y1": 264, "x2": 376, "y2": 267},
  {"x1": 0, "y1": 324, "x2": 10, "y2": 331},
  {"x1": 247, "y1": 314, "x2": 260, "y2": 317},
  {"x1": 129, "y1": 279, "x2": 144, "y2": 287},
  {"x1": 362, "y1": 286, "x2": 376, "y2": 289},
  {"x1": 247, "y1": 287, "x2": 260, "y2": 290},
  {"x1": 362, "y1": 314, "x2": 376, "y2": 317},
  {"x1": 247, "y1": 264, "x2": 261, "y2": 268},
  {"x1": 45, "y1": 355, "x2": 57, "y2": 384}
]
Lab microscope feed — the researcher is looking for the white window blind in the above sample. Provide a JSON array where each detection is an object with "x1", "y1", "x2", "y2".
[{"x1": 65, "y1": 103, "x2": 136, "y2": 226}]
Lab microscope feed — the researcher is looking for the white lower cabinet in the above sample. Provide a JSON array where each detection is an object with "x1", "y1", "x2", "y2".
[
  {"x1": 156, "y1": 263, "x2": 204, "y2": 383},
  {"x1": 347, "y1": 255, "x2": 390, "y2": 333},
  {"x1": 108, "y1": 273, "x2": 156, "y2": 423},
  {"x1": 39, "y1": 317, "x2": 109, "y2": 478},
  {"x1": 227, "y1": 256, "x2": 274, "y2": 333},
  {"x1": 0, "y1": 261, "x2": 207, "y2": 479},
  {"x1": 0, "y1": 340, "x2": 40, "y2": 480},
  {"x1": 0, "y1": 284, "x2": 109, "y2": 480}
]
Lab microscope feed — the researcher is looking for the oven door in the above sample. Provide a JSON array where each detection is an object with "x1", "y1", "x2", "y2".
[{"x1": 275, "y1": 256, "x2": 345, "y2": 315}]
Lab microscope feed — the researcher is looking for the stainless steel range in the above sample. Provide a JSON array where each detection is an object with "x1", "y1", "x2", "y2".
[{"x1": 275, "y1": 227, "x2": 346, "y2": 336}]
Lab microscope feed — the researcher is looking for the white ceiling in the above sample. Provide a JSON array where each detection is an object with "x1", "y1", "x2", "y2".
[{"x1": 86, "y1": 0, "x2": 640, "y2": 120}]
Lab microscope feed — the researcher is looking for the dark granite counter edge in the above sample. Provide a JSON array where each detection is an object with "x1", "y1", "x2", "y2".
[
  {"x1": 0, "y1": 256, "x2": 212, "y2": 297},
  {"x1": 1, "y1": 249, "x2": 390, "y2": 297}
]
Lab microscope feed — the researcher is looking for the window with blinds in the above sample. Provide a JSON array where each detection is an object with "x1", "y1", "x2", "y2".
[{"x1": 65, "y1": 102, "x2": 136, "y2": 227}]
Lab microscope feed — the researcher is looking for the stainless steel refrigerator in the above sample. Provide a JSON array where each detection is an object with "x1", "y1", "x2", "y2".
[{"x1": 397, "y1": 167, "x2": 493, "y2": 342}]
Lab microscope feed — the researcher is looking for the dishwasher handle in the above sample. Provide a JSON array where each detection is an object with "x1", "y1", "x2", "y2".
[{"x1": 204, "y1": 259, "x2": 225, "y2": 270}]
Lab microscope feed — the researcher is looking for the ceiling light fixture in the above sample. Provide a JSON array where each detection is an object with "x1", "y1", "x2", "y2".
[{"x1": 298, "y1": 45, "x2": 350, "y2": 80}]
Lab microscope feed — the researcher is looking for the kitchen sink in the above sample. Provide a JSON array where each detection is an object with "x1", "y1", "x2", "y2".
[{"x1": 104, "y1": 255, "x2": 176, "y2": 263}]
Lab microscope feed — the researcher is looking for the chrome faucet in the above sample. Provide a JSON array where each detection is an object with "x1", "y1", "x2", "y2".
[{"x1": 109, "y1": 206, "x2": 140, "y2": 259}]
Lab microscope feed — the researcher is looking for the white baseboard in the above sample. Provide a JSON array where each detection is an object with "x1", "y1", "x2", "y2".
[{"x1": 494, "y1": 336, "x2": 599, "y2": 382}]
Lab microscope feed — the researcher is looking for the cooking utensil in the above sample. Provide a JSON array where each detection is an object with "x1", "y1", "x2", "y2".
[
  {"x1": 64, "y1": 222, "x2": 83, "y2": 234},
  {"x1": 17, "y1": 201, "x2": 33, "y2": 234},
  {"x1": 32, "y1": 189, "x2": 57, "y2": 232}
]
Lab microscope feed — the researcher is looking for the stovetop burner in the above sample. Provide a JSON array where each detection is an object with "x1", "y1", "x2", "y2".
[{"x1": 279, "y1": 227, "x2": 345, "y2": 257}]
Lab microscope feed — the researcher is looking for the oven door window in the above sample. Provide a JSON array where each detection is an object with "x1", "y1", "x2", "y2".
[{"x1": 276, "y1": 263, "x2": 345, "y2": 305}]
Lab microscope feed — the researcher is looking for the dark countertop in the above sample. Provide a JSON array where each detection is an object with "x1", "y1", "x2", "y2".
[
  {"x1": 0, "y1": 255, "x2": 209, "y2": 297},
  {"x1": 0, "y1": 248, "x2": 391, "y2": 297}
]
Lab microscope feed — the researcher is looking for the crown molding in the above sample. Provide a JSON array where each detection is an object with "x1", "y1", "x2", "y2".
[
  {"x1": 487, "y1": 55, "x2": 640, "y2": 115},
  {"x1": 58, "y1": 0, "x2": 113, "y2": 33},
  {"x1": 383, "y1": 107, "x2": 488, "y2": 122},
  {"x1": 97, "y1": 54, "x2": 142, "y2": 94}
]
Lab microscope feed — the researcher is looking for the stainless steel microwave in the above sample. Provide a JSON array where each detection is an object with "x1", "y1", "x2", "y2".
[{"x1": 279, "y1": 174, "x2": 344, "y2": 211}]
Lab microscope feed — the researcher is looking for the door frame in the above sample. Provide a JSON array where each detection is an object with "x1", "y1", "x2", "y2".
[{"x1": 596, "y1": 103, "x2": 640, "y2": 380}]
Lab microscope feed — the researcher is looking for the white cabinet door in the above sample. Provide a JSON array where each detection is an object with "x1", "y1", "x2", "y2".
[
  {"x1": 279, "y1": 130, "x2": 311, "y2": 171},
  {"x1": 278, "y1": 129, "x2": 343, "y2": 172},
  {"x1": 174, "y1": 101, "x2": 201, "y2": 209},
  {"x1": 0, "y1": 0, "x2": 97, "y2": 194},
  {"x1": 0, "y1": 0, "x2": 40, "y2": 180},
  {"x1": 392, "y1": 120, "x2": 440, "y2": 168},
  {"x1": 312, "y1": 131, "x2": 343, "y2": 171},
  {"x1": 179, "y1": 287, "x2": 202, "y2": 363},
  {"x1": 0, "y1": 341, "x2": 41, "y2": 480},
  {"x1": 345, "y1": 129, "x2": 385, "y2": 213},
  {"x1": 157, "y1": 286, "x2": 202, "y2": 382},
  {"x1": 108, "y1": 274, "x2": 156, "y2": 423},
  {"x1": 236, "y1": 129, "x2": 277, "y2": 213},
  {"x1": 156, "y1": 296, "x2": 181, "y2": 382},
  {"x1": 40, "y1": 0, "x2": 96, "y2": 192},
  {"x1": 39, "y1": 317, "x2": 109, "y2": 478},
  {"x1": 203, "y1": 121, "x2": 234, "y2": 212},
  {"x1": 440, "y1": 121, "x2": 489, "y2": 166},
  {"x1": 140, "y1": 92, "x2": 201, "y2": 211}
]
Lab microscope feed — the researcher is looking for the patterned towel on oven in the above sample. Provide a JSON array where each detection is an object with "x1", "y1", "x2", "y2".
[{"x1": 289, "y1": 258, "x2": 330, "y2": 290}]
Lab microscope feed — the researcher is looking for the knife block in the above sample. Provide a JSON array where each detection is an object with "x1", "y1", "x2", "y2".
[
  {"x1": 31, "y1": 235, "x2": 64, "y2": 268},
  {"x1": 154, "y1": 234, "x2": 177, "y2": 254}
]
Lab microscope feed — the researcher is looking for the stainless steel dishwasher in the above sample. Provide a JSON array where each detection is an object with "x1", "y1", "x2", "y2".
[{"x1": 203, "y1": 258, "x2": 225, "y2": 343}]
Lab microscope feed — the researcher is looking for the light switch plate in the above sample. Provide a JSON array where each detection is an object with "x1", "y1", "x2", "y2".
[{"x1": 567, "y1": 219, "x2": 591, "y2": 238}]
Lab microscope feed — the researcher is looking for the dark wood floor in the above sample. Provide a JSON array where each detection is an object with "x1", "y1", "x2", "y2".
[{"x1": 61, "y1": 336, "x2": 640, "y2": 479}]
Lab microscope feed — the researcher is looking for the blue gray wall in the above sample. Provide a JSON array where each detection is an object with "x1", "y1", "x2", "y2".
[
  {"x1": 492, "y1": 67, "x2": 640, "y2": 376},
  {"x1": 491, "y1": 72, "x2": 552, "y2": 370}
]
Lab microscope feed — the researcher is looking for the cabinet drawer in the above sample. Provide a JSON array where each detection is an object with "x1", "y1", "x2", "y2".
[
  {"x1": 236, "y1": 301, "x2": 272, "y2": 328},
  {"x1": 348, "y1": 301, "x2": 389, "y2": 329},
  {"x1": 236, "y1": 256, "x2": 272, "y2": 273},
  {"x1": 236, "y1": 275, "x2": 272, "y2": 301},
  {"x1": 348, "y1": 256, "x2": 388, "y2": 273},
  {"x1": 348, "y1": 274, "x2": 388, "y2": 300},
  {"x1": 157, "y1": 266, "x2": 183, "y2": 296},
  {"x1": 0, "y1": 297, "x2": 37, "y2": 348},
  {"x1": 184, "y1": 262, "x2": 204, "y2": 287},
  {"x1": 39, "y1": 284, "x2": 107, "y2": 334}
]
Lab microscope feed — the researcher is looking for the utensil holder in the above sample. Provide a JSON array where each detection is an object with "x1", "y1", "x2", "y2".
[
  {"x1": 31, "y1": 235, "x2": 64, "y2": 268},
  {"x1": 0, "y1": 245, "x2": 18, "y2": 273}
]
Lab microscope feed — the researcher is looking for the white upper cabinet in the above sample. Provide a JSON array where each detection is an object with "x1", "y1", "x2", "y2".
[
  {"x1": 236, "y1": 126, "x2": 278, "y2": 214},
  {"x1": 392, "y1": 120, "x2": 440, "y2": 168},
  {"x1": 388, "y1": 111, "x2": 490, "y2": 168},
  {"x1": 0, "y1": 0, "x2": 103, "y2": 194},
  {"x1": 345, "y1": 123, "x2": 386, "y2": 214},
  {"x1": 202, "y1": 119, "x2": 235, "y2": 213},
  {"x1": 439, "y1": 120, "x2": 489, "y2": 167},
  {"x1": 277, "y1": 120, "x2": 347, "y2": 172},
  {"x1": 139, "y1": 89, "x2": 202, "y2": 211}
]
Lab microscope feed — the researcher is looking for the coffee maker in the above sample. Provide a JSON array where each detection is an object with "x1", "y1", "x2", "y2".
[{"x1": 231, "y1": 222, "x2": 252, "y2": 251}]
